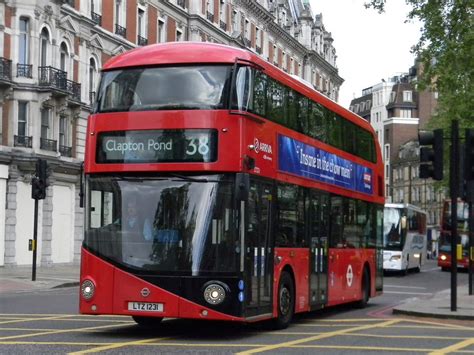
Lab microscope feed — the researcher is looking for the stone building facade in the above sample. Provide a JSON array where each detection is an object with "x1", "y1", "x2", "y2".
[{"x1": 0, "y1": 0, "x2": 342, "y2": 266}]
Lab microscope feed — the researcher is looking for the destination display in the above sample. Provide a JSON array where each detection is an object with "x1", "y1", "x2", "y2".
[
  {"x1": 278, "y1": 135, "x2": 373, "y2": 195},
  {"x1": 96, "y1": 129, "x2": 217, "y2": 163}
]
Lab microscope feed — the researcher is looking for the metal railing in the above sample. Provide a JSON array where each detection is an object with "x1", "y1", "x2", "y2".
[
  {"x1": 14, "y1": 135, "x2": 32, "y2": 148},
  {"x1": 38, "y1": 66, "x2": 67, "y2": 91},
  {"x1": 66, "y1": 79, "x2": 81, "y2": 101},
  {"x1": 59, "y1": 145, "x2": 72, "y2": 157},
  {"x1": 62, "y1": 0, "x2": 75, "y2": 6},
  {"x1": 17, "y1": 63, "x2": 32, "y2": 78},
  {"x1": 0, "y1": 57, "x2": 12, "y2": 81},
  {"x1": 219, "y1": 21, "x2": 227, "y2": 31},
  {"x1": 137, "y1": 35, "x2": 148, "y2": 46},
  {"x1": 206, "y1": 11, "x2": 214, "y2": 22},
  {"x1": 115, "y1": 24, "x2": 127, "y2": 37},
  {"x1": 91, "y1": 12, "x2": 102, "y2": 26},
  {"x1": 256, "y1": 46, "x2": 262, "y2": 54},
  {"x1": 243, "y1": 38, "x2": 251, "y2": 48},
  {"x1": 177, "y1": 0, "x2": 186, "y2": 8},
  {"x1": 40, "y1": 138, "x2": 57, "y2": 151}
]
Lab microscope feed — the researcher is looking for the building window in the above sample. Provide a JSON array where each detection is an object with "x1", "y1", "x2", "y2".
[
  {"x1": 115, "y1": 0, "x2": 126, "y2": 27},
  {"x1": 158, "y1": 18, "x2": 166, "y2": 43},
  {"x1": 59, "y1": 116, "x2": 68, "y2": 147},
  {"x1": 19, "y1": 17, "x2": 30, "y2": 65},
  {"x1": 176, "y1": 28, "x2": 183, "y2": 41},
  {"x1": 60, "y1": 42, "x2": 69, "y2": 73},
  {"x1": 18, "y1": 102, "x2": 28, "y2": 137},
  {"x1": 390, "y1": 91, "x2": 396, "y2": 103},
  {"x1": 137, "y1": 7, "x2": 146, "y2": 39},
  {"x1": 401, "y1": 109, "x2": 412, "y2": 118},
  {"x1": 89, "y1": 57, "x2": 98, "y2": 104},
  {"x1": 384, "y1": 144, "x2": 390, "y2": 161},
  {"x1": 232, "y1": 10, "x2": 239, "y2": 32},
  {"x1": 40, "y1": 28, "x2": 50, "y2": 68},
  {"x1": 403, "y1": 90, "x2": 412, "y2": 102},
  {"x1": 41, "y1": 108, "x2": 51, "y2": 140}
]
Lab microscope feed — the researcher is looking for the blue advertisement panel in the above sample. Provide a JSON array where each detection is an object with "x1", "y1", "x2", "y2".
[{"x1": 278, "y1": 135, "x2": 373, "y2": 195}]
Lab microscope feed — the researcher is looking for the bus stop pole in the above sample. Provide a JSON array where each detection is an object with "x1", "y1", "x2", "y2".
[{"x1": 450, "y1": 120, "x2": 459, "y2": 311}]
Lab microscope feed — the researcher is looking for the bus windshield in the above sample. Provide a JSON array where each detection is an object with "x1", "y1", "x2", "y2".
[
  {"x1": 383, "y1": 207, "x2": 403, "y2": 250},
  {"x1": 84, "y1": 174, "x2": 239, "y2": 275},
  {"x1": 95, "y1": 65, "x2": 232, "y2": 113}
]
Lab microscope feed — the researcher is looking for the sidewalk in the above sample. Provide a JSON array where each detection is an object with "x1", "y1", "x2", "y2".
[
  {"x1": 0, "y1": 263, "x2": 80, "y2": 294},
  {"x1": 392, "y1": 284, "x2": 474, "y2": 320},
  {"x1": 1, "y1": 264, "x2": 473, "y2": 320}
]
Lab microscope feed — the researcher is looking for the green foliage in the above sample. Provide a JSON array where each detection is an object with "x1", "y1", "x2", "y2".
[{"x1": 365, "y1": 0, "x2": 474, "y2": 131}]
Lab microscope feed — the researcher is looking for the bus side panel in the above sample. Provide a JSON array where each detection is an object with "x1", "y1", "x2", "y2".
[
  {"x1": 273, "y1": 248, "x2": 310, "y2": 314},
  {"x1": 327, "y1": 249, "x2": 371, "y2": 307}
]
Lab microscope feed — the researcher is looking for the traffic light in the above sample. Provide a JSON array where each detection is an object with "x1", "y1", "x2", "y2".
[
  {"x1": 465, "y1": 129, "x2": 474, "y2": 181},
  {"x1": 418, "y1": 129, "x2": 444, "y2": 180},
  {"x1": 31, "y1": 159, "x2": 48, "y2": 200}
]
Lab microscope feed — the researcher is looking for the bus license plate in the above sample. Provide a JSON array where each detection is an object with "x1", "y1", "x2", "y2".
[{"x1": 128, "y1": 302, "x2": 164, "y2": 312}]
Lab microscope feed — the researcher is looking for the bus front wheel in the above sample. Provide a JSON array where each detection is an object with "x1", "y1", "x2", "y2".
[
  {"x1": 272, "y1": 271, "x2": 295, "y2": 330},
  {"x1": 132, "y1": 316, "x2": 163, "y2": 328}
]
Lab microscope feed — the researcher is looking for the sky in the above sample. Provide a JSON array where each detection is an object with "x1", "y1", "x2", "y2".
[{"x1": 309, "y1": 0, "x2": 422, "y2": 108}]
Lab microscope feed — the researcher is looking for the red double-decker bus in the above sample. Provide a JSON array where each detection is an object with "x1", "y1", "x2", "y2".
[
  {"x1": 80, "y1": 42, "x2": 384, "y2": 329},
  {"x1": 438, "y1": 199, "x2": 471, "y2": 271}
]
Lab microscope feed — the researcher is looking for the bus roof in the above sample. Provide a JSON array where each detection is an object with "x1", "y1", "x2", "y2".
[
  {"x1": 103, "y1": 42, "x2": 252, "y2": 70},
  {"x1": 385, "y1": 203, "x2": 427, "y2": 214},
  {"x1": 102, "y1": 42, "x2": 378, "y2": 148}
]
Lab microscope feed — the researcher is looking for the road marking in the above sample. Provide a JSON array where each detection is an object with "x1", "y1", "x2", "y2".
[
  {"x1": 0, "y1": 322, "x2": 131, "y2": 341},
  {"x1": 236, "y1": 319, "x2": 401, "y2": 354},
  {"x1": 383, "y1": 291, "x2": 433, "y2": 295},
  {"x1": 384, "y1": 285, "x2": 427, "y2": 289},
  {"x1": 68, "y1": 337, "x2": 171, "y2": 354},
  {"x1": 422, "y1": 267, "x2": 441, "y2": 272},
  {"x1": 0, "y1": 315, "x2": 72, "y2": 326},
  {"x1": 429, "y1": 337, "x2": 474, "y2": 355}
]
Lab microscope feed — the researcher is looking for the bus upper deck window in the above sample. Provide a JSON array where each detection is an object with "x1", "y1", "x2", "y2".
[{"x1": 233, "y1": 66, "x2": 252, "y2": 111}]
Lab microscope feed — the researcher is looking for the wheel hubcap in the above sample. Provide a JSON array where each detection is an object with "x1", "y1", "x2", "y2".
[{"x1": 280, "y1": 286, "x2": 290, "y2": 315}]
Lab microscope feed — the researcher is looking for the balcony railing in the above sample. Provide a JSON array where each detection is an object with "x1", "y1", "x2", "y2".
[
  {"x1": 177, "y1": 0, "x2": 186, "y2": 8},
  {"x1": 62, "y1": 0, "x2": 75, "y2": 6},
  {"x1": 59, "y1": 145, "x2": 72, "y2": 157},
  {"x1": 17, "y1": 63, "x2": 33, "y2": 78},
  {"x1": 91, "y1": 11, "x2": 102, "y2": 26},
  {"x1": 219, "y1": 21, "x2": 227, "y2": 31},
  {"x1": 115, "y1": 23, "x2": 127, "y2": 37},
  {"x1": 0, "y1": 57, "x2": 12, "y2": 82},
  {"x1": 40, "y1": 138, "x2": 57, "y2": 152},
  {"x1": 206, "y1": 11, "x2": 214, "y2": 22},
  {"x1": 256, "y1": 45, "x2": 262, "y2": 54},
  {"x1": 66, "y1": 79, "x2": 81, "y2": 101},
  {"x1": 89, "y1": 91, "x2": 96, "y2": 106},
  {"x1": 38, "y1": 66, "x2": 67, "y2": 91},
  {"x1": 14, "y1": 135, "x2": 32, "y2": 148},
  {"x1": 243, "y1": 38, "x2": 251, "y2": 48},
  {"x1": 137, "y1": 35, "x2": 148, "y2": 46}
]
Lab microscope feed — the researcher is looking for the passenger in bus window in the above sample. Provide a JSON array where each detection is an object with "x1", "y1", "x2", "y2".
[{"x1": 123, "y1": 199, "x2": 153, "y2": 241}]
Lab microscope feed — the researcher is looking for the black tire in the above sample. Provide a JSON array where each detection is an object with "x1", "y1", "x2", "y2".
[
  {"x1": 356, "y1": 268, "x2": 370, "y2": 308},
  {"x1": 272, "y1": 271, "x2": 294, "y2": 330},
  {"x1": 441, "y1": 267, "x2": 450, "y2": 272},
  {"x1": 132, "y1": 316, "x2": 163, "y2": 328}
]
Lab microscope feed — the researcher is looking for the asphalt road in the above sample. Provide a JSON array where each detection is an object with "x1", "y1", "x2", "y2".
[{"x1": 1, "y1": 259, "x2": 473, "y2": 354}]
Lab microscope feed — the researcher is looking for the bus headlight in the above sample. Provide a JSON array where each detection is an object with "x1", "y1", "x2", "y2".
[
  {"x1": 203, "y1": 282, "x2": 227, "y2": 305},
  {"x1": 81, "y1": 279, "x2": 95, "y2": 300},
  {"x1": 440, "y1": 255, "x2": 447, "y2": 261},
  {"x1": 390, "y1": 255, "x2": 401, "y2": 261}
]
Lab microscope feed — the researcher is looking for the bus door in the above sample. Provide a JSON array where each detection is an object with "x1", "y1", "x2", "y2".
[
  {"x1": 244, "y1": 180, "x2": 273, "y2": 318},
  {"x1": 308, "y1": 190, "x2": 329, "y2": 308}
]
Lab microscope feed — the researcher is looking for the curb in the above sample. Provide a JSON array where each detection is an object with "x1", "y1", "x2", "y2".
[{"x1": 393, "y1": 308, "x2": 474, "y2": 321}]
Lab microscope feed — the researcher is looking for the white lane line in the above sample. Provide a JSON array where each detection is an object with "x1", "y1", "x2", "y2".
[{"x1": 384, "y1": 285, "x2": 426, "y2": 289}]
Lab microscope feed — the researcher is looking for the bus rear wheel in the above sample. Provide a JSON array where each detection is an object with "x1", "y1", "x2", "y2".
[
  {"x1": 132, "y1": 316, "x2": 163, "y2": 328},
  {"x1": 272, "y1": 271, "x2": 294, "y2": 330},
  {"x1": 356, "y1": 268, "x2": 370, "y2": 308}
]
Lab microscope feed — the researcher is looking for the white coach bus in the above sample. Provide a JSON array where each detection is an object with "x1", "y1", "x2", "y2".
[{"x1": 383, "y1": 203, "x2": 428, "y2": 274}]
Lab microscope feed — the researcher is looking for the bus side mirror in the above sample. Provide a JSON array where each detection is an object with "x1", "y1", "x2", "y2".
[
  {"x1": 235, "y1": 173, "x2": 249, "y2": 202},
  {"x1": 401, "y1": 216, "x2": 407, "y2": 230}
]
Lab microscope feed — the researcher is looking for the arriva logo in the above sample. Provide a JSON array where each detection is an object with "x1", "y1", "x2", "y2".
[{"x1": 254, "y1": 138, "x2": 273, "y2": 155}]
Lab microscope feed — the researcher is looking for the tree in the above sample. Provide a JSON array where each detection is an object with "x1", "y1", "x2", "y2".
[{"x1": 365, "y1": 0, "x2": 474, "y2": 131}]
